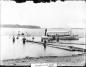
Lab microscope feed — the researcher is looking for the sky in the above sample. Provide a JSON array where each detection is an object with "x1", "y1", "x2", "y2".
[{"x1": 1, "y1": 1, "x2": 86, "y2": 28}]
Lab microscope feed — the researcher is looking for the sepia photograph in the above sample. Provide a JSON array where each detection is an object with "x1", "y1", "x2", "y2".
[{"x1": 0, "y1": 0, "x2": 86, "y2": 67}]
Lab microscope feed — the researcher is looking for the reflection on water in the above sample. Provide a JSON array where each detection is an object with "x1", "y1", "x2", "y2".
[
  {"x1": 1, "y1": 28, "x2": 86, "y2": 60},
  {"x1": 1, "y1": 35, "x2": 83, "y2": 60}
]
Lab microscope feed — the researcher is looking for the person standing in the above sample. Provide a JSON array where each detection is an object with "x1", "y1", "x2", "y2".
[
  {"x1": 22, "y1": 37, "x2": 26, "y2": 45},
  {"x1": 13, "y1": 35, "x2": 15, "y2": 44},
  {"x1": 45, "y1": 28, "x2": 47, "y2": 36}
]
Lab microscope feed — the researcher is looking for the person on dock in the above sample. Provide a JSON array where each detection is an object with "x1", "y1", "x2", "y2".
[
  {"x1": 13, "y1": 35, "x2": 15, "y2": 44},
  {"x1": 22, "y1": 37, "x2": 26, "y2": 45},
  {"x1": 45, "y1": 28, "x2": 47, "y2": 36}
]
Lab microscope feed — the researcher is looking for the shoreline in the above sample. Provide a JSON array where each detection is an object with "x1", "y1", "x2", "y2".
[{"x1": 1, "y1": 53, "x2": 86, "y2": 66}]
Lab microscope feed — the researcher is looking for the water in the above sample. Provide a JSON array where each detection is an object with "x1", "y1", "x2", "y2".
[
  {"x1": 0, "y1": 36, "x2": 83, "y2": 60},
  {"x1": 0, "y1": 28, "x2": 86, "y2": 60}
]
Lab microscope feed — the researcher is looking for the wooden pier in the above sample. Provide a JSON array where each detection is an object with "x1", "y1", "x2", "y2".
[{"x1": 26, "y1": 40, "x2": 86, "y2": 52}]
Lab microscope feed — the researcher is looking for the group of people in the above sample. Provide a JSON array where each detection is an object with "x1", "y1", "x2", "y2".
[
  {"x1": 12, "y1": 29, "x2": 60, "y2": 50},
  {"x1": 12, "y1": 35, "x2": 26, "y2": 45},
  {"x1": 12, "y1": 31, "x2": 35, "y2": 45}
]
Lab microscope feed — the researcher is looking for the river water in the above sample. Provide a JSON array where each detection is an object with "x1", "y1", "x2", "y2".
[{"x1": 0, "y1": 28, "x2": 86, "y2": 60}]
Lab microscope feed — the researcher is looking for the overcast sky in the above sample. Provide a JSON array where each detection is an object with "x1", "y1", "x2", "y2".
[{"x1": 1, "y1": 1, "x2": 86, "y2": 28}]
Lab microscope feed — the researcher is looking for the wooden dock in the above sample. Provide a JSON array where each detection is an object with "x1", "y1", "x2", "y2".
[{"x1": 26, "y1": 40, "x2": 86, "y2": 52}]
